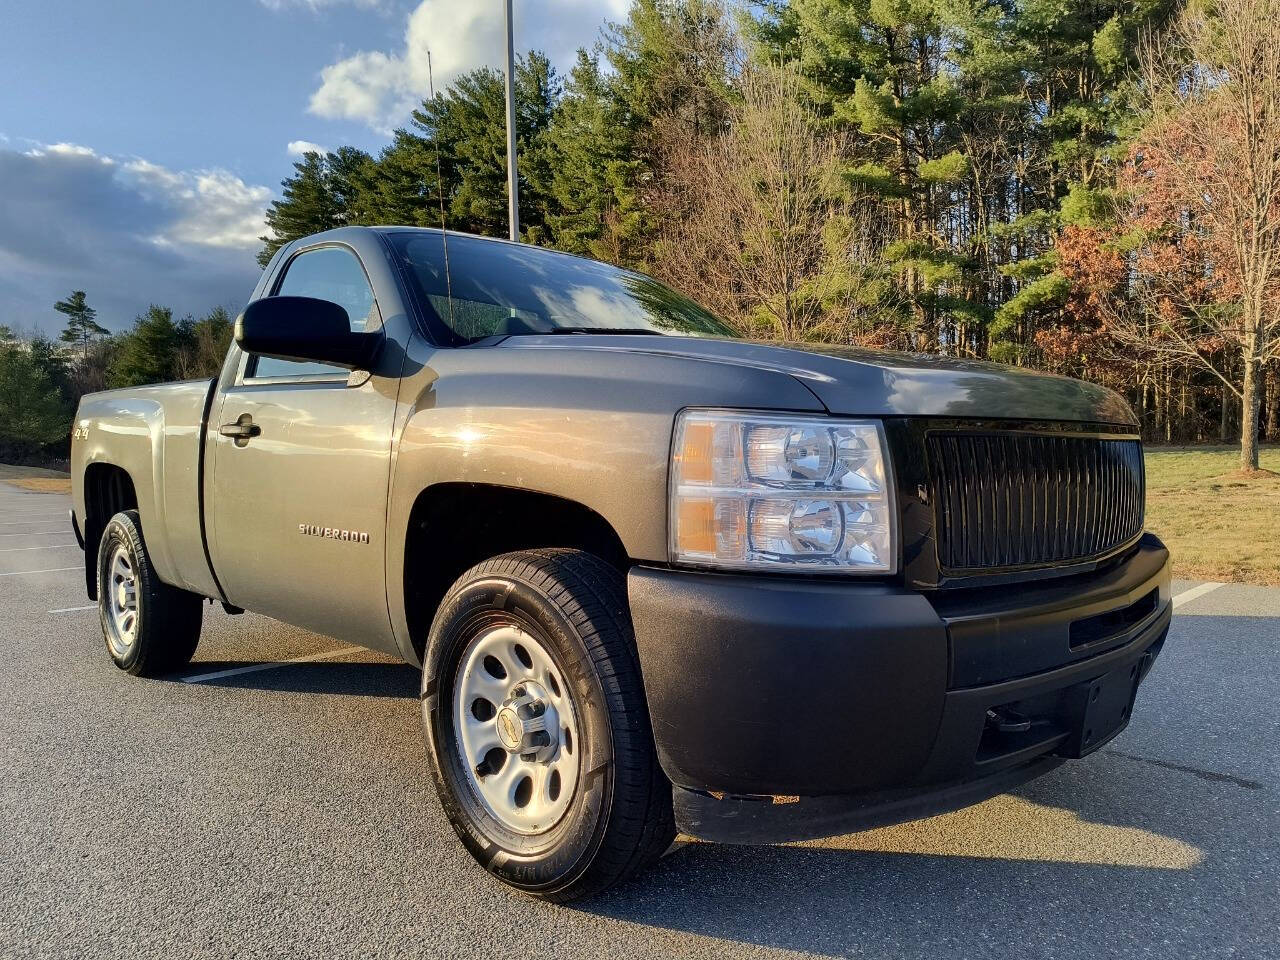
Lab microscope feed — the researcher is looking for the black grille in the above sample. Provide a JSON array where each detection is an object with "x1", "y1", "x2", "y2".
[{"x1": 927, "y1": 432, "x2": 1144, "y2": 573}]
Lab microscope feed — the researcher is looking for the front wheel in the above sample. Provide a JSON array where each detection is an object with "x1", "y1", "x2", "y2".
[
  {"x1": 420, "y1": 549, "x2": 675, "y2": 902},
  {"x1": 97, "y1": 510, "x2": 203, "y2": 676}
]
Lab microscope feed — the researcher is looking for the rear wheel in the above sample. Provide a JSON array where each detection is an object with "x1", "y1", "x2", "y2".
[
  {"x1": 97, "y1": 510, "x2": 203, "y2": 676},
  {"x1": 420, "y1": 549, "x2": 674, "y2": 902}
]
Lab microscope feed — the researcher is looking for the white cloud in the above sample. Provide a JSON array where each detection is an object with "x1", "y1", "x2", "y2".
[
  {"x1": 25, "y1": 141, "x2": 111, "y2": 162},
  {"x1": 287, "y1": 139, "x2": 331, "y2": 157},
  {"x1": 0, "y1": 141, "x2": 272, "y2": 334},
  {"x1": 117, "y1": 159, "x2": 271, "y2": 250},
  {"x1": 308, "y1": 0, "x2": 629, "y2": 131},
  {"x1": 44, "y1": 142, "x2": 101, "y2": 157},
  {"x1": 311, "y1": 49, "x2": 412, "y2": 133},
  {"x1": 8, "y1": 146, "x2": 268, "y2": 252}
]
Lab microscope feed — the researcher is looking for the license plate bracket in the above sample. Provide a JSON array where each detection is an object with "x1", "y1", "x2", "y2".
[{"x1": 1055, "y1": 656, "x2": 1148, "y2": 758}]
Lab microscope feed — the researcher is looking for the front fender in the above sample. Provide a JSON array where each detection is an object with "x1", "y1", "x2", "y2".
[{"x1": 383, "y1": 334, "x2": 824, "y2": 661}]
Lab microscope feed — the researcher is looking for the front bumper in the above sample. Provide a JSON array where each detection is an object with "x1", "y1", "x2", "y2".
[{"x1": 628, "y1": 534, "x2": 1171, "y2": 843}]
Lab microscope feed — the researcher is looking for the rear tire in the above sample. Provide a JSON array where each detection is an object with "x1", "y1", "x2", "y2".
[
  {"x1": 97, "y1": 510, "x2": 203, "y2": 676},
  {"x1": 420, "y1": 548, "x2": 675, "y2": 902}
]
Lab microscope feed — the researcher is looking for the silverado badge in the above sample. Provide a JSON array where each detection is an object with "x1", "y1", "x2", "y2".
[{"x1": 299, "y1": 523, "x2": 370, "y2": 544}]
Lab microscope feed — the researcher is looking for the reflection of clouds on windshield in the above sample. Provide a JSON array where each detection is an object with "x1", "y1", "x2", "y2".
[
  {"x1": 531, "y1": 283, "x2": 647, "y2": 327},
  {"x1": 390, "y1": 229, "x2": 734, "y2": 339},
  {"x1": 503, "y1": 242, "x2": 558, "y2": 281}
]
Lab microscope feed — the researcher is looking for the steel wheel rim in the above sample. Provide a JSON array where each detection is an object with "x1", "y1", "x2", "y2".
[
  {"x1": 453, "y1": 624, "x2": 581, "y2": 836},
  {"x1": 105, "y1": 543, "x2": 138, "y2": 657}
]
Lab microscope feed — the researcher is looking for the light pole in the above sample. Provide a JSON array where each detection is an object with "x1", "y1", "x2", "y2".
[{"x1": 503, "y1": 0, "x2": 520, "y2": 242}]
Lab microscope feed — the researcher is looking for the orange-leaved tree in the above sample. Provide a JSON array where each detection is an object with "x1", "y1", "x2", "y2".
[
  {"x1": 1100, "y1": 0, "x2": 1280, "y2": 468},
  {"x1": 1105, "y1": 0, "x2": 1280, "y2": 469}
]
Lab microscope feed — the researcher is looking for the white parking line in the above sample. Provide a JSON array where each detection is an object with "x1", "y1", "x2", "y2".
[
  {"x1": 0, "y1": 530, "x2": 73, "y2": 537},
  {"x1": 49, "y1": 604, "x2": 97, "y2": 613},
  {"x1": 0, "y1": 544, "x2": 78, "y2": 553},
  {"x1": 0, "y1": 519, "x2": 66, "y2": 526},
  {"x1": 0, "y1": 566, "x2": 80, "y2": 578},
  {"x1": 181, "y1": 645, "x2": 365, "y2": 684},
  {"x1": 1172, "y1": 582, "x2": 1226, "y2": 609}
]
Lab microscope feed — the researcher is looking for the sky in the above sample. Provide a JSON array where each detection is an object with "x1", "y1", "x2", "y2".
[{"x1": 0, "y1": 0, "x2": 627, "y2": 337}]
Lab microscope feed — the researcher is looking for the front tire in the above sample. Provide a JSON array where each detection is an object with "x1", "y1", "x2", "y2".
[
  {"x1": 421, "y1": 549, "x2": 675, "y2": 902},
  {"x1": 97, "y1": 510, "x2": 203, "y2": 676}
]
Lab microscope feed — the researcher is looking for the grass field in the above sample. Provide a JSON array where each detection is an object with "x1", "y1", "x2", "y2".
[
  {"x1": 0, "y1": 463, "x2": 71, "y2": 494},
  {"x1": 1145, "y1": 445, "x2": 1280, "y2": 585}
]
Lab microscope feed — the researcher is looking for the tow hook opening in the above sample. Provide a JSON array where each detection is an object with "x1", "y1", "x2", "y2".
[{"x1": 986, "y1": 707, "x2": 1032, "y2": 734}]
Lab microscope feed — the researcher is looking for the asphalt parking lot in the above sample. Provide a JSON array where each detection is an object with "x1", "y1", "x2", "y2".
[{"x1": 1, "y1": 478, "x2": 1277, "y2": 960}]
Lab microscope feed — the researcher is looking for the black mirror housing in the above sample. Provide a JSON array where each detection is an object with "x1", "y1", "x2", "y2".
[{"x1": 235, "y1": 296, "x2": 382, "y2": 370}]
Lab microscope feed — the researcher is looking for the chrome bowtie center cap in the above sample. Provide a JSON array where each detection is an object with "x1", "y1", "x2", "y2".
[
  {"x1": 495, "y1": 707, "x2": 525, "y2": 749},
  {"x1": 497, "y1": 684, "x2": 557, "y2": 760}
]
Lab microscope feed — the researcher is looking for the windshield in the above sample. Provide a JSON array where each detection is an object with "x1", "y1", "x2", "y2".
[{"x1": 388, "y1": 231, "x2": 735, "y2": 344}]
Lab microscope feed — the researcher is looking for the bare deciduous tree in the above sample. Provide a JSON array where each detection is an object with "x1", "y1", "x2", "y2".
[
  {"x1": 1111, "y1": 0, "x2": 1280, "y2": 469},
  {"x1": 650, "y1": 62, "x2": 858, "y2": 341}
]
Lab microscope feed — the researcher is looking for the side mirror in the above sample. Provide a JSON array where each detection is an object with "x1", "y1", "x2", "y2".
[{"x1": 235, "y1": 296, "x2": 383, "y2": 370}]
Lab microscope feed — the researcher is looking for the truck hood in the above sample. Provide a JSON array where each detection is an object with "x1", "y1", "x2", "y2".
[{"x1": 504, "y1": 335, "x2": 1137, "y2": 426}]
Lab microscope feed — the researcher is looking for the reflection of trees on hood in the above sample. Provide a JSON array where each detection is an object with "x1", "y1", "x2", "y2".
[{"x1": 944, "y1": 374, "x2": 1134, "y2": 426}]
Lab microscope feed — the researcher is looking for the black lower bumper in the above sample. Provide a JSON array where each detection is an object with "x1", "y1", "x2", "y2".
[
  {"x1": 628, "y1": 535, "x2": 1171, "y2": 843},
  {"x1": 673, "y1": 757, "x2": 1066, "y2": 844}
]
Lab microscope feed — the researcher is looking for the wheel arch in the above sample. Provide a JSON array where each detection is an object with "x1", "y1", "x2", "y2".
[
  {"x1": 81, "y1": 462, "x2": 139, "y2": 601},
  {"x1": 399, "y1": 482, "x2": 630, "y2": 663}
]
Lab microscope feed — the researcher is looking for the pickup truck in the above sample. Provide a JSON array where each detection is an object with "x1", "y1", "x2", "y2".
[{"x1": 71, "y1": 226, "x2": 1172, "y2": 902}]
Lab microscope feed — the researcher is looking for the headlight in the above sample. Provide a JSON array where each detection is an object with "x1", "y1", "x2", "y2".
[{"x1": 669, "y1": 409, "x2": 897, "y2": 573}]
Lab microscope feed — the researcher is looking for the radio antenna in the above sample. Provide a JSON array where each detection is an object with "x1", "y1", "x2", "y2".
[{"x1": 427, "y1": 49, "x2": 455, "y2": 330}]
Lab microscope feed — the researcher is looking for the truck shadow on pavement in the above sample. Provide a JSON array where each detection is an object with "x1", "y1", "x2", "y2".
[
  {"x1": 174, "y1": 661, "x2": 420, "y2": 699},
  {"x1": 573, "y1": 755, "x2": 1272, "y2": 958},
  {"x1": 567, "y1": 608, "x2": 1278, "y2": 959}
]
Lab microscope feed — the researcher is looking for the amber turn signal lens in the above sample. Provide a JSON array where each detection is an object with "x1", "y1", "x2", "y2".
[
  {"x1": 676, "y1": 420, "x2": 715, "y2": 484},
  {"x1": 675, "y1": 498, "x2": 716, "y2": 554}
]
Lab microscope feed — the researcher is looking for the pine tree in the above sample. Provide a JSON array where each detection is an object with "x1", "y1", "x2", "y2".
[
  {"x1": 756, "y1": 0, "x2": 977, "y2": 350},
  {"x1": 192, "y1": 306, "x2": 234, "y2": 376},
  {"x1": 27, "y1": 335, "x2": 72, "y2": 405},
  {"x1": 0, "y1": 345, "x2": 69, "y2": 455},
  {"x1": 259, "y1": 154, "x2": 336, "y2": 266},
  {"x1": 988, "y1": 0, "x2": 1176, "y2": 362},
  {"x1": 546, "y1": 51, "x2": 649, "y2": 262},
  {"x1": 54, "y1": 290, "x2": 108, "y2": 358},
  {"x1": 174, "y1": 306, "x2": 234, "y2": 379},
  {"x1": 359, "y1": 130, "x2": 443, "y2": 228},
  {"x1": 409, "y1": 53, "x2": 560, "y2": 240},
  {"x1": 606, "y1": 0, "x2": 735, "y2": 141},
  {"x1": 326, "y1": 146, "x2": 376, "y2": 223},
  {"x1": 257, "y1": 148, "x2": 375, "y2": 266},
  {"x1": 110, "y1": 305, "x2": 181, "y2": 387},
  {"x1": 589, "y1": 0, "x2": 738, "y2": 267}
]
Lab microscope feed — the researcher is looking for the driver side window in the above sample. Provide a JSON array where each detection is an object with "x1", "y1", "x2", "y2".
[{"x1": 251, "y1": 246, "x2": 379, "y2": 379}]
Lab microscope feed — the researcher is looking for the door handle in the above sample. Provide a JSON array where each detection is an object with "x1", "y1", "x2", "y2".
[{"x1": 219, "y1": 414, "x2": 261, "y2": 445}]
